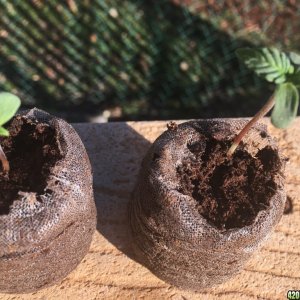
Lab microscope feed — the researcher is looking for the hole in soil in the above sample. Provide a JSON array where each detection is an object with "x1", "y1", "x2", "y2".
[
  {"x1": 0, "y1": 116, "x2": 62, "y2": 215},
  {"x1": 177, "y1": 138, "x2": 281, "y2": 230},
  {"x1": 227, "y1": 260, "x2": 238, "y2": 265},
  {"x1": 260, "y1": 131, "x2": 267, "y2": 138},
  {"x1": 284, "y1": 196, "x2": 293, "y2": 214},
  {"x1": 152, "y1": 153, "x2": 160, "y2": 162}
]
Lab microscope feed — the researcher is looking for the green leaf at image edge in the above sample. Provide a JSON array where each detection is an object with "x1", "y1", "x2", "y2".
[
  {"x1": 0, "y1": 92, "x2": 21, "y2": 126},
  {"x1": 0, "y1": 126, "x2": 9, "y2": 137},
  {"x1": 289, "y1": 51, "x2": 300, "y2": 65},
  {"x1": 271, "y1": 83, "x2": 299, "y2": 129}
]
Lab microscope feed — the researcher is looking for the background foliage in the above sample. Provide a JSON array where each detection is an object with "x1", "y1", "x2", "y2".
[{"x1": 0, "y1": 0, "x2": 299, "y2": 121}]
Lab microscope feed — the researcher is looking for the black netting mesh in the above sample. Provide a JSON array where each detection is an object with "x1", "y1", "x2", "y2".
[{"x1": 0, "y1": 1, "x2": 299, "y2": 121}]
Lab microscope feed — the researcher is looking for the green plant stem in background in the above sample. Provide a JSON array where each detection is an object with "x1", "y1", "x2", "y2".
[
  {"x1": 228, "y1": 47, "x2": 300, "y2": 155},
  {"x1": 0, "y1": 92, "x2": 21, "y2": 173}
]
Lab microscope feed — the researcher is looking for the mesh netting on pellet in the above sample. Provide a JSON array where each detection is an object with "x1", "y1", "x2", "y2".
[{"x1": 0, "y1": 1, "x2": 299, "y2": 120}]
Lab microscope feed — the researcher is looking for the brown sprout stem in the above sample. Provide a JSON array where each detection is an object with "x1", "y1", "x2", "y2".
[
  {"x1": 0, "y1": 144, "x2": 9, "y2": 173},
  {"x1": 227, "y1": 94, "x2": 275, "y2": 157}
]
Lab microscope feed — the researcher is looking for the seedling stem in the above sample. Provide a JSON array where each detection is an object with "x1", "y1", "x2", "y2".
[
  {"x1": 0, "y1": 145, "x2": 9, "y2": 173},
  {"x1": 227, "y1": 94, "x2": 275, "y2": 156}
]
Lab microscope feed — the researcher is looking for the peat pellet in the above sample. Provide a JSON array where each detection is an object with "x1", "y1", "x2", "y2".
[
  {"x1": 0, "y1": 109, "x2": 96, "y2": 293},
  {"x1": 129, "y1": 119, "x2": 286, "y2": 291}
]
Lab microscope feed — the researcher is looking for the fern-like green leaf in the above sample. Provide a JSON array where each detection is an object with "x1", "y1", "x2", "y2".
[
  {"x1": 236, "y1": 47, "x2": 294, "y2": 84},
  {"x1": 271, "y1": 83, "x2": 299, "y2": 128}
]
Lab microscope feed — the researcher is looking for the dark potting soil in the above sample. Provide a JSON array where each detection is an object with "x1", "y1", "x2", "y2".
[
  {"x1": 0, "y1": 116, "x2": 62, "y2": 215},
  {"x1": 177, "y1": 138, "x2": 282, "y2": 230}
]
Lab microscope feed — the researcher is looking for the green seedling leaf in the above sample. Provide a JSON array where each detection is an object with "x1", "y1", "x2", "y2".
[
  {"x1": 271, "y1": 83, "x2": 299, "y2": 128},
  {"x1": 0, "y1": 92, "x2": 20, "y2": 173},
  {"x1": 0, "y1": 126, "x2": 9, "y2": 137},
  {"x1": 289, "y1": 51, "x2": 300, "y2": 65},
  {"x1": 236, "y1": 47, "x2": 294, "y2": 84},
  {"x1": 0, "y1": 92, "x2": 21, "y2": 126}
]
